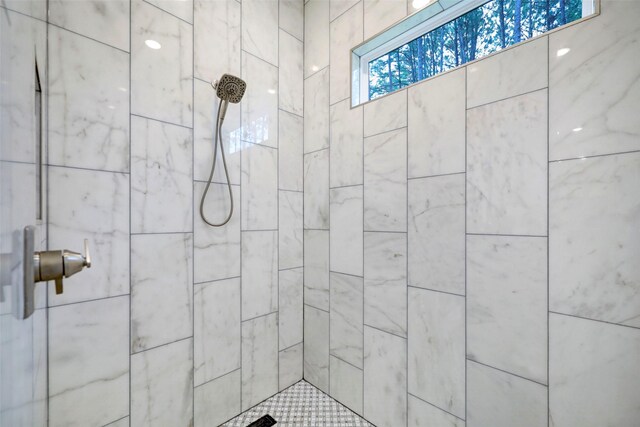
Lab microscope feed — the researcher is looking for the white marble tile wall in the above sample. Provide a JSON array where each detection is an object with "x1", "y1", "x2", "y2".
[
  {"x1": 330, "y1": 186, "x2": 364, "y2": 276},
  {"x1": 330, "y1": 1, "x2": 364, "y2": 104},
  {"x1": 330, "y1": 99, "x2": 364, "y2": 187},
  {"x1": 330, "y1": 355, "x2": 364, "y2": 415},
  {"x1": 242, "y1": 312, "x2": 279, "y2": 410},
  {"x1": 330, "y1": 272, "x2": 364, "y2": 368}
]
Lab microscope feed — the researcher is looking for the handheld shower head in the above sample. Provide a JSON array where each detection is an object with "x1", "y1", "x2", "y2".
[{"x1": 213, "y1": 74, "x2": 246, "y2": 103}]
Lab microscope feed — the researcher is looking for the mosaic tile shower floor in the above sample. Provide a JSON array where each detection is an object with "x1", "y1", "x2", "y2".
[{"x1": 222, "y1": 380, "x2": 374, "y2": 427}]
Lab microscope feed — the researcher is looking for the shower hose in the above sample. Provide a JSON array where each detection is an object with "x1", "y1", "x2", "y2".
[{"x1": 199, "y1": 98, "x2": 234, "y2": 227}]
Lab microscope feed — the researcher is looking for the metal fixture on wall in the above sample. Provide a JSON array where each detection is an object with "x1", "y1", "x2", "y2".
[{"x1": 199, "y1": 73, "x2": 247, "y2": 227}]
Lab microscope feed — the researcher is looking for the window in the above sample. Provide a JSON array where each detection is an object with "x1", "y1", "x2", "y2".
[{"x1": 352, "y1": 0, "x2": 596, "y2": 105}]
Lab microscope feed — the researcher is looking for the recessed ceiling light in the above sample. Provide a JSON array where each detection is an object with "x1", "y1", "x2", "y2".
[
  {"x1": 556, "y1": 48, "x2": 570, "y2": 57},
  {"x1": 145, "y1": 39, "x2": 161, "y2": 50}
]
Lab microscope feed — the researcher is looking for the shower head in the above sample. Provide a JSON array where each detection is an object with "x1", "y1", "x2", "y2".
[{"x1": 213, "y1": 74, "x2": 246, "y2": 104}]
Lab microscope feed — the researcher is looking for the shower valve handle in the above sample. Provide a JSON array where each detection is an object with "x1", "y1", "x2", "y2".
[{"x1": 33, "y1": 239, "x2": 92, "y2": 294}]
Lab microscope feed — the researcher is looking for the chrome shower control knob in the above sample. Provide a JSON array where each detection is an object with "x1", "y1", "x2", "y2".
[{"x1": 33, "y1": 239, "x2": 92, "y2": 295}]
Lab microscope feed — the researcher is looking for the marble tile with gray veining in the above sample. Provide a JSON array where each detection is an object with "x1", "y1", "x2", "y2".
[
  {"x1": 194, "y1": 370, "x2": 241, "y2": 427},
  {"x1": 131, "y1": 116, "x2": 192, "y2": 233},
  {"x1": 2, "y1": 0, "x2": 46, "y2": 20},
  {"x1": 279, "y1": 110, "x2": 304, "y2": 191},
  {"x1": 279, "y1": 191, "x2": 304, "y2": 269},
  {"x1": 279, "y1": 343, "x2": 304, "y2": 391},
  {"x1": 364, "y1": 128, "x2": 407, "y2": 232},
  {"x1": 48, "y1": 167, "x2": 129, "y2": 306},
  {"x1": 194, "y1": 0, "x2": 241, "y2": 82},
  {"x1": 330, "y1": 272, "x2": 364, "y2": 368},
  {"x1": 48, "y1": 26, "x2": 129, "y2": 173},
  {"x1": 330, "y1": 1, "x2": 363, "y2": 104},
  {"x1": 363, "y1": 0, "x2": 407, "y2": 39},
  {"x1": 467, "y1": 36, "x2": 548, "y2": 108},
  {"x1": 242, "y1": 313, "x2": 279, "y2": 410},
  {"x1": 408, "y1": 68, "x2": 465, "y2": 178},
  {"x1": 364, "y1": 89, "x2": 407, "y2": 137},
  {"x1": 242, "y1": 231, "x2": 278, "y2": 320},
  {"x1": 194, "y1": 278, "x2": 241, "y2": 386},
  {"x1": 242, "y1": 0, "x2": 278, "y2": 65},
  {"x1": 467, "y1": 90, "x2": 547, "y2": 236},
  {"x1": 193, "y1": 183, "x2": 240, "y2": 283},
  {"x1": 304, "y1": 149, "x2": 330, "y2": 229},
  {"x1": 408, "y1": 395, "x2": 465, "y2": 427},
  {"x1": 304, "y1": 67, "x2": 330, "y2": 153},
  {"x1": 331, "y1": 0, "x2": 360, "y2": 21},
  {"x1": 550, "y1": 152, "x2": 640, "y2": 327},
  {"x1": 304, "y1": 305, "x2": 330, "y2": 393},
  {"x1": 408, "y1": 287, "x2": 465, "y2": 418},
  {"x1": 132, "y1": 0, "x2": 193, "y2": 127},
  {"x1": 408, "y1": 174, "x2": 465, "y2": 295},
  {"x1": 467, "y1": 235, "x2": 547, "y2": 384},
  {"x1": 280, "y1": 30, "x2": 304, "y2": 116},
  {"x1": 194, "y1": 78, "x2": 241, "y2": 184},
  {"x1": 131, "y1": 339, "x2": 193, "y2": 427},
  {"x1": 549, "y1": 0, "x2": 640, "y2": 160},
  {"x1": 48, "y1": 296, "x2": 129, "y2": 427},
  {"x1": 279, "y1": 268, "x2": 304, "y2": 350},
  {"x1": 363, "y1": 326, "x2": 407, "y2": 427},
  {"x1": 48, "y1": 0, "x2": 130, "y2": 51},
  {"x1": 242, "y1": 143, "x2": 278, "y2": 230},
  {"x1": 330, "y1": 356, "x2": 363, "y2": 415},
  {"x1": 330, "y1": 100, "x2": 363, "y2": 187},
  {"x1": 304, "y1": 230, "x2": 330, "y2": 311},
  {"x1": 145, "y1": 0, "x2": 193, "y2": 23},
  {"x1": 549, "y1": 313, "x2": 640, "y2": 427},
  {"x1": 330, "y1": 186, "x2": 363, "y2": 276},
  {"x1": 131, "y1": 233, "x2": 193, "y2": 353},
  {"x1": 305, "y1": 0, "x2": 330, "y2": 77},
  {"x1": 280, "y1": 0, "x2": 304, "y2": 40},
  {"x1": 241, "y1": 52, "x2": 278, "y2": 147},
  {"x1": 467, "y1": 360, "x2": 547, "y2": 427},
  {"x1": 364, "y1": 232, "x2": 406, "y2": 337}
]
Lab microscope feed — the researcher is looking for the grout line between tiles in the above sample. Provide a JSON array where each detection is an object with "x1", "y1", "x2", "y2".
[
  {"x1": 408, "y1": 392, "x2": 466, "y2": 422},
  {"x1": 467, "y1": 358, "x2": 549, "y2": 388},
  {"x1": 142, "y1": 0, "x2": 193, "y2": 25}
]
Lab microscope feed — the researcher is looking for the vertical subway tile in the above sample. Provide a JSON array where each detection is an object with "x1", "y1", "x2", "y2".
[
  {"x1": 241, "y1": 143, "x2": 278, "y2": 230},
  {"x1": 304, "y1": 0, "x2": 330, "y2": 77},
  {"x1": 330, "y1": 100, "x2": 363, "y2": 187},
  {"x1": 408, "y1": 174, "x2": 465, "y2": 295},
  {"x1": 549, "y1": 313, "x2": 640, "y2": 427},
  {"x1": 242, "y1": 0, "x2": 279, "y2": 65},
  {"x1": 279, "y1": 191, "x2": 304, "y2": 269},
  {"x1": 131, "y1": 0, "x2": 193, "y2": 127},
  {"x1": 304, "y1": 67, "x2": 330, "y2": 153},
  {"x1": 330, "y1": 356, "x2": 364, "y2": 415},
  {"x1": 467, "y1": 90, "x2": 547, "y2": 236},
  {"x1": 304, "y1": 149, "x2": 330, "y2": 229},
  {"x1": 279, "y1": 342, "x2": 304, "y2": 391},
  {"x1": 241, "y1": 52, "x2": 279, "y2": 148},
  {"x1": 550, "y1": 152, "x2": 640, "y2": 327},
  {"x1": 131, "y1": 339, "x2": 193, "y2": 427},
  {"x1": 131, "y1": 233, "x2": 193, "y2": 353},
  {"x1": 49, "y1": 296, "x2": 129, "y2": 427},
  {"x1": 330, "y1": 272, "x2": 364, "y2": 368},
  {"x1": 304, "y1": 230, "x2": 330, "y2": 310},
  {"x1": 279, "y1": 30, "x2": 304, "y2": 116},
  {"x1": 408, "y1": 287, "x2": 465, "y2": 418},
  {"x1": 279, "y1": 268, "x2": 304, "y2": 350},
  {"x1": 279, "y1": 110, "x2": 304, "y2": 192},
  {"x1": 194, "y1": 278, "x2": 241, "y2": 386},
  {"x1": 364, "y1": 232, "x2": 407, "y2": 337},
  {"x1": 467, "y1": 36, "x2": 548, "y2": 108},
  {"x1": 364, "y1": 128, "x2": 407, "y2": 232},
  {"x1": 363, "y1": 89, "x2": 407, "y2": 137},
  {"x1": 242, "y1": 313, "x2": 279, "y2": 410},
  {"x1": 408, "y1": 68, "x2": 465, "y2": 178},
  {"x1": 49, "y1": 167, "x2": 129, "y2": 305},
  {"x1": 193, "y1": 183, "x2": 241, "y2": 282},
  {"x1": 241, "y1": 231, "x2": 278, "y2": 320},
  {"x1": 330, "y1": 186, "x2": 364, "y2": 276},
  {"x1": 363, "y1": 326, "x2": 407, "y2": 427},
  {"x1": 467, "y1": 360, "x2": 547, "y2": 427},
  {"x1": 329, "y1": 1, "x2": 363, "y2": 104},
  {"x1": 467, "y1": 235, "x2": 547, "y2": 384},
  {"x1": 194, "y1": 370, "x2": 241, "y2": 427},
  {"x1": 48, "y1": 0, "x2": 130, "y2": 51},
  {"x1": 48, "y1": 26, "x2": 129, "y2": 173},
  {"x1": 304, "y1": 305, "x2": 330, "y2": 393},
  {"x1": 194, "y1": 0, "x2": 241, "y2": 81},
  {"x1": 131, "y1": 116, "x2": 193, "y2": 233}
]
